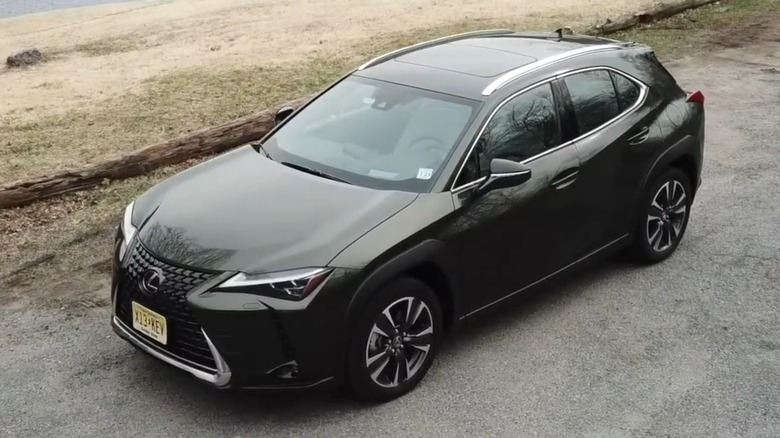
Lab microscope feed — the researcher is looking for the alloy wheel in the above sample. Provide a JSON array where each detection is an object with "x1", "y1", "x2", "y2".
[
  {"x1": 646, "y1": 180, "x2": 687, "y2": 252},
  {"x1": 364, "y1": 297, "x2": 434, "y2": 388}
]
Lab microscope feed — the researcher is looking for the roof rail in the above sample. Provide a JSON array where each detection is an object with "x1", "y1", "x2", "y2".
[
  {"x1": 481, "y1": 44, "x2": 623, "y2": 96},
  {"x1": 500, "y1": 29, "x2": 566, "y2": 40},
  {"x1": 356, "y1": 28, "x2": 516, "y2": 71}
]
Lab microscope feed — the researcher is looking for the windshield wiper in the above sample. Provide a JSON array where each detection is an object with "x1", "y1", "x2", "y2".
[
  {"x1": 281, "y1": 162, "x2": 352, "y2": 185},
  {"x1": 251, "y1": 141, "x2": 273, "y2": 160}
]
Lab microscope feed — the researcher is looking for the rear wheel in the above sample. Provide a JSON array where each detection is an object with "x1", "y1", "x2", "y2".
[
  {"x1": 630, "y1": 168, "x2": 692, "y2": 263},
  {"x1": 347, "y1": 277, "x2": 442, "y2": 402}
]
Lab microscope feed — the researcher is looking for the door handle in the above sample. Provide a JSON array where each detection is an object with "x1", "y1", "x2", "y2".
[
  {"x1": 628, "y1": 126, "x2": 650, "y2": 145},
  {"x1": 551, "y1": 168, "x2": 579, "y2": 189}
]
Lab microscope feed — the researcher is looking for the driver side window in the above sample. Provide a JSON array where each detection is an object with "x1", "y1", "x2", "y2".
[{"x1": 478, "y1": 83, "x2": 561, "y2": 174}]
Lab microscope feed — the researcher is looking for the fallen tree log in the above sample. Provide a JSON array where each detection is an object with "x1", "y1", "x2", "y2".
[
  {"x1": 587, "y1": 0, "x2": 720, "y2": 35},
  {"x1": 0, "y1": 95, "x2": 312, "y2": 209}
]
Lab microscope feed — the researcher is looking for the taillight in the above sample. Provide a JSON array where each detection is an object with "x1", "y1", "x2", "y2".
[{"x1": 686, "y1": 90, "x2": 705, "y2": 105}]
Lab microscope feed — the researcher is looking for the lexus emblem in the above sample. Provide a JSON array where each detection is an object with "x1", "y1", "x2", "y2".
[{"x1": 140, "y1": 267, "x2": 165, "y2": 295}]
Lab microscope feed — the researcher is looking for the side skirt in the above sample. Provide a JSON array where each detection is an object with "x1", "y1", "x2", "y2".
[{"x1": 460, "y1": 234, "x2": 630, "y2": 320}]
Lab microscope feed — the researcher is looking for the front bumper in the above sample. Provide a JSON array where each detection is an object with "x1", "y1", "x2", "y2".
[
  {"x1": 111, "y1": 315, "x2": 232, "y2": 386},
  {"x1": 112, "y1": 314, "x2": 335, "y2": 390},
  {"x1": 111, "y1": 240, "x2": 358, "y2": 391}
]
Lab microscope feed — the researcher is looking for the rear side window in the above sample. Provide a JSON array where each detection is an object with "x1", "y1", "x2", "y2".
[
  {"x1": 563, "y1": 70, "x2": 620, "y2": 135},
  {"x1": 610, "y1": 71, "x2": 641, "y2": 111},
  {"x1": 478, "y1": 83, "x2": 561, "y2": 171}
]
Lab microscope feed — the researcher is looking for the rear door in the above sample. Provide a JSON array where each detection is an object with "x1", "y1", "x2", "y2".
[{"x1": 557, "y1": 68, "x2": 654, "y2": 255}]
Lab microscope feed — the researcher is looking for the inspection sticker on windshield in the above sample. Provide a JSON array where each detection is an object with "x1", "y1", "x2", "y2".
[{"x1": 416, "y1": 168, "x2": 433, "y2": 180}]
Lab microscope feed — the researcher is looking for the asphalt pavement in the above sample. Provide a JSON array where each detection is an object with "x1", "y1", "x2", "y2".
[{"x1": 1, "y1": 35, "x2": 778, "y2": 438}]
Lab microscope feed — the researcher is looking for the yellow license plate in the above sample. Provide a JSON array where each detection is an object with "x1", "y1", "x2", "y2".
[{"x1": 132, "y1": 301, "x2": 167, "y2": 345}]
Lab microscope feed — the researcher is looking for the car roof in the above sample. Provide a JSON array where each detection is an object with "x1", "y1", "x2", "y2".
[{"x1": 354, "y1": 30, "x2": 631, "y2": 100}]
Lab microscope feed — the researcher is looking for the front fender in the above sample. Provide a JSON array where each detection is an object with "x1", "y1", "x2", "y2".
[
  {"x1": 330, "y1": 238, "x2": 460, "y2": 383},
  {"x1": 344, "y1": 239, "x2": 448, "y2": 326}
]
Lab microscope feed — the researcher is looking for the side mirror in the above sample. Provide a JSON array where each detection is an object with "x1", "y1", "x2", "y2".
[
  {"x1": 479, "y1": 158, "x2": 532, "y2": 193},
  {"x1": 275, "y1": 106, "x2": 295, "y2": 126}
]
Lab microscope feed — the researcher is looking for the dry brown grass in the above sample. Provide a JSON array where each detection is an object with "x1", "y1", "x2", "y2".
[
  {"x1": 3, "y1": 21, "x2": 535, "y2": 296},
  {"x1": 68, "y1": 35, "x2": 154, "y2": 57},
  {"x1": 0, "y1": 55, "x2": 350, "y2": 182},
  {"x1": 4, "y1": 0, "x2": 771, "y2": 184},
  {"x1": 612, "y1": 0, "x2": 779, "y2": 55},
  {"x1": 0, "y1": 19, "x2": 524, "y2": 184},
  {"x1": 1, "y1": 0, "x2": 648, "y2": 121},
  {"x1": 1, "y1": 0, "x2": 776, "y2": 308}
]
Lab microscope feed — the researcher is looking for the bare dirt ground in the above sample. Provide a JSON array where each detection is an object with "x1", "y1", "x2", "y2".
[{"x1": 0, "y1": 0, "x2": 650, "y2": 120}]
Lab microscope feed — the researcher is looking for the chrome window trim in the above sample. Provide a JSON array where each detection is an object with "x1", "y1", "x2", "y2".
[
  {"x1": 357, "y1": 29, "x2": 516, "y2": 71},
  {"x1": 494, "y1": 170, "x2": 530, "y2": 178},
  {"x1": 452, "y1": 176, "x2": 487, "y2": 194},
  {"x1": 481, "y1": 44, "x2": 624, "y2": 96},
  {"x1": 449, "y1": 66, "x2": 648, "y2": 193},
  {"x1": 555, "y1": 66, "x2": 649, "y2": 145},
  {"x1": 450, "y1": 78, "x2": 556, "y2": 192}
]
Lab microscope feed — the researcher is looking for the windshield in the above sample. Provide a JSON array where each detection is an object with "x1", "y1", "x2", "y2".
[{"x1": 262, "y1": 76, "x2": 479, "y2": 192}]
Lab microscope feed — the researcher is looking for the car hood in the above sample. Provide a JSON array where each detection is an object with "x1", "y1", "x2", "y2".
[{"x1": 135, "y1": 146, "x2": 418, "y2": 273}]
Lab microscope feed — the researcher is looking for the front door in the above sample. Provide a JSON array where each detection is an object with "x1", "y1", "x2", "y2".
[{"x1": 447, "y1": 82, "x2": 583, "y2": 314}]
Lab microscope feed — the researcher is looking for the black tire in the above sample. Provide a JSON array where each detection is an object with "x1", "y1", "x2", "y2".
[
  {"x1": 347, "y1": 277, "x2": 442, "y2": 402},
  {"x1": 630, "y1": 168, "x2": 692, "y2": 264}
]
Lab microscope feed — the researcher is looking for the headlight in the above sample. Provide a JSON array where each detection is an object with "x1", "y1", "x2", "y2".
[
  {"x1": 118, "y1": 201, "x2": 137, "y2": 262},
  {"x1": 216, "y1": 268, "x2": 332, "y2": 301}
]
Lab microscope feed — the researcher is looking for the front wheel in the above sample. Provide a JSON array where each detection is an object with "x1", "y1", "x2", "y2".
[
  {"x1": 347, "y1": 277, "x2": 442, "y2": 402},
  {"x1": 630, "y1": 168, "x2": 692, "y2": 263}
]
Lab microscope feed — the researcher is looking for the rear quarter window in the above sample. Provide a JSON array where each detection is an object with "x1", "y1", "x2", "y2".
[
  {"x1": 610, "y1": 71, "x2": 641, "y2": 111},
  {"x1": 563, "y1": 70, "x2": 620, "y2": 135}
]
